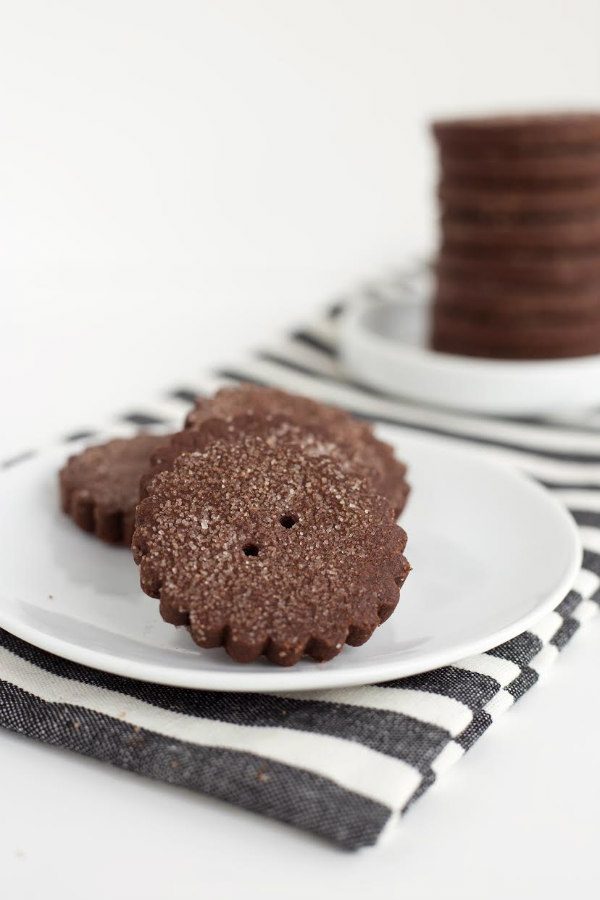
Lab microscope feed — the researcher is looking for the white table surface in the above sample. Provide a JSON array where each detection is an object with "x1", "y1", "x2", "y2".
[{"x1": 1, "y1": 266, "x2": 599, "y2": 899}]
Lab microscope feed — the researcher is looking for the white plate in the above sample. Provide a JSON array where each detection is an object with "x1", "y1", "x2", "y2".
[
  {"x1": 0, "y1": 429, "x2": 580, "y2": 692},
  {"x1": 340, "y1": 298, "x2": 600, "y2": 415}
]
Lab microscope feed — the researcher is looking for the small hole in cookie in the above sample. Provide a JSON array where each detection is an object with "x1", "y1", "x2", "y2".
[
  {"x1": 243, "y1": 543, "x2": 260, "y2": 557},
  {"x1": 280, "y1": 514, "x2": 298, "y2": 529}
]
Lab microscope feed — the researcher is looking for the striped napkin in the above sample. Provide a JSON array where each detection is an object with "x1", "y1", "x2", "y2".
[{"x1": 1, "y1": 270, "x2": 599, "y2": 850}]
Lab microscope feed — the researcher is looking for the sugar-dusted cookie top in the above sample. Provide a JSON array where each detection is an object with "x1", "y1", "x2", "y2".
[
  {"x1": 133, "y1": 416, "x2": 409, "y2": 666},
  {"x1": 185, "y1": 384, "x2": 409, "y2": 516}
]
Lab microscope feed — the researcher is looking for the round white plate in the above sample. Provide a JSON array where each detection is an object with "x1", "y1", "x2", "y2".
[
  {"x1": 0, "y1": 429, "x2": 580, "y2": 692},
  {"x1": 340, "y1": 298, "x2": 600, "y2": 415}
]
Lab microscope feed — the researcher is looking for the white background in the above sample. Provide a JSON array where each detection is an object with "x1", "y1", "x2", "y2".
[{"x1": 1, "y1": 2, "x2": 599, "y2": 897}]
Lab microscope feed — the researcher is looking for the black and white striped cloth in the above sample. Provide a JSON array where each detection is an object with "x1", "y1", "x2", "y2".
[{"x1": 1, "y1": 271, "x2": 599, "y2": 850}]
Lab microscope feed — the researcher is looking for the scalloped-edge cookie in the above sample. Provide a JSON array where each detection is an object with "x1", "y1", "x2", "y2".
[
  {"x1": 59, "y1": 434, "x2": 171, "y2": 545},
  {"x1": 185, "y1": 384, "x2": 410, "y2": 517},
  {"x1": 133, "y1": 416, "x2": 410, "y2": 666}
]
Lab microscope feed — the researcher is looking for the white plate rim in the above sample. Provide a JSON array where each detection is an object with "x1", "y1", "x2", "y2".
[
  {"x1": 0, "y1": 432, "x2": 582, "y2": 692},
  {"x1": 339, "y1": 297, "x2": 600, "y2": 415}
]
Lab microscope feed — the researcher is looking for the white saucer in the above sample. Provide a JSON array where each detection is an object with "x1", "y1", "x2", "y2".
[
  {"x1": 340, "y1": 298, "x2": 600, "y2": 415},
  {"x1": 0, "y1": 428, "x2": 580, "y2": 692}
]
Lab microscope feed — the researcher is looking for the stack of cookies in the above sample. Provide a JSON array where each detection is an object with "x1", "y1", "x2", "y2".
[
  {"x1": 60, "y1": 385, "x2": 410, "y2": 667},
  {"x1": 430, "y1": 112, "x2": 600, "y2": 359}
]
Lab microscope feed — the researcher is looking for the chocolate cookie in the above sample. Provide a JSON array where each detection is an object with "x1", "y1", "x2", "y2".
[
  {"x1": 133, "y1": 417, "x2": 410, "y2": 666},
  {"x1": 437, "y1": 151, "x2": 600, "y2": 184},
  {"x1": 433, "y1": 112, "x2": 600, "y2": 153},
  {"x1": 436, "y1": 248, "x2": 600, "y2": 287},
  {"x1": 435, "y1": 276, "x2": 600, "y2": 316},
  {"x1": 431, "y1": 308, "x2": 600, "y2": 359},
  {"x1": 431, "y1": 112, "x2": 600, "y2": 360},
  {"x1": 438, "y1": 179, "x2": 600, "y2": 216},
  {"x1": 185, "y1": 384, "x2": 409, "y2": 517},
  {"x1": 59, "y1": 434, "x2": 170, "y2": 545},
  {"x1": 441, "y1": 209, "x2": 600, "y2": 251}
]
